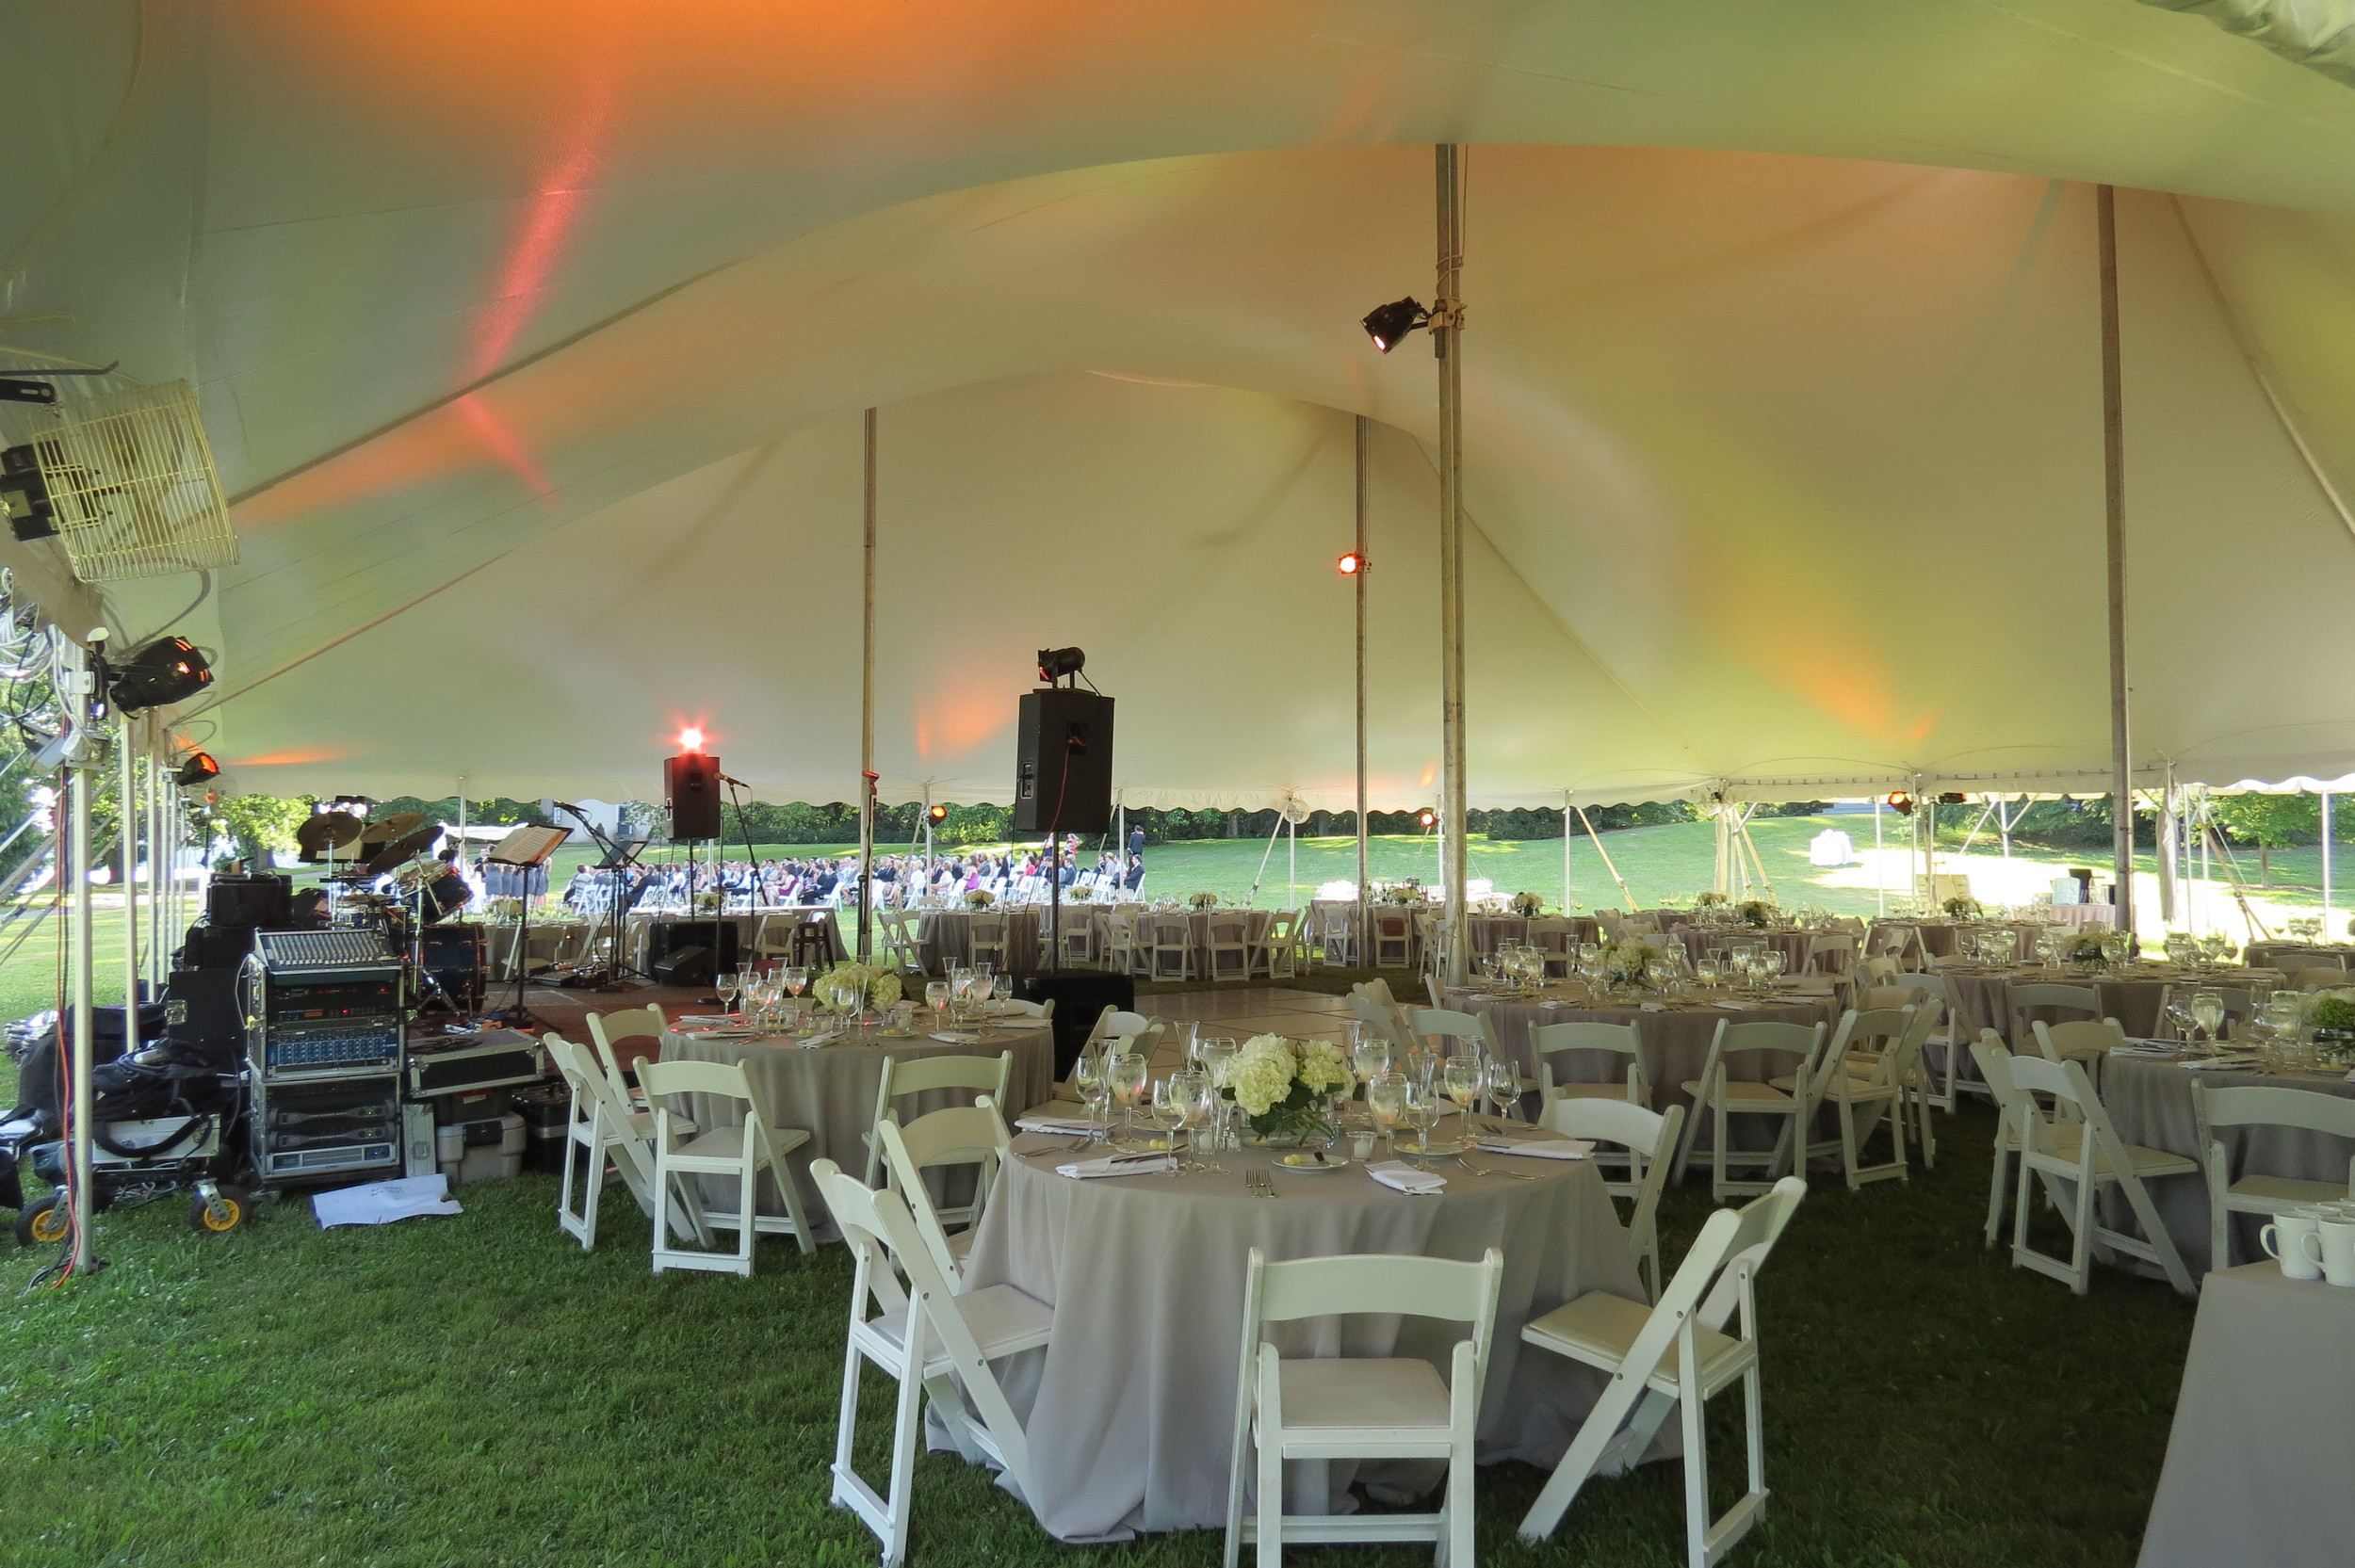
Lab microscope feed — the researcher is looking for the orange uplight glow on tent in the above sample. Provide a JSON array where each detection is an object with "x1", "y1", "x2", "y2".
[
  {"x1": 1337, "y1": 550, "x2": 1366, "y2": 575},
  {"x1": 679, "y1": 726, "x2": 706, "y2": 752}
]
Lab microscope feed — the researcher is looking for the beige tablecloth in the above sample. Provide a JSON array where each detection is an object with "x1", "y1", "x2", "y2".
[
  {"x1": 661, "y1": 1023, "x2": 1056, "y2": 1211},
  {"x1": 1938, "y1": 964, "x2": 2267, "y2": 1043},
  {"x1": 2139, "y1": 1262, "x2": 2355, "y2": 1568},
  {"x1": 1453, "y1": 988, "x2": 1836, "y2": 1120},
  {"x1": 918, "y1": 909, "x2": 1045, "y2": 975},
  {"x1": 2099, "y1": 1053, "x2": 2355, "y2": 1276},
  {"x1": 958, "y1": 1121, "x2": 1646, "y2": 1541}
]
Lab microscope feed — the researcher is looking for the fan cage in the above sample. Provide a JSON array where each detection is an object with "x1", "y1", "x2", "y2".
[{"x1": 25, "y1": 380, "x2": 238, "y2": 583}]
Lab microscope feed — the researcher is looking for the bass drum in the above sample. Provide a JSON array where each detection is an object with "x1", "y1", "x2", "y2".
[{"x1": 420, "y1": 927, "x2": 487, "y2": 1012}]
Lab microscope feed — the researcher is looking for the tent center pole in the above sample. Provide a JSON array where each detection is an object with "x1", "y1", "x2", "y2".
[
  {"x1": 2098, "y1": 183, "x2": 2136, "y2": 940},
  {"x1": 1355, "y1": 413, "x2": 1370, "y2": 966},
  {"x1": 858, "y1": 407, "x2": 877, "y2": 964},
  {"x1": 1435, "y1": 142, "x2": 1469, "y2": 987},
  {"x1": 2325, "y1": 789, "x2": 2335, "y2": 934}
]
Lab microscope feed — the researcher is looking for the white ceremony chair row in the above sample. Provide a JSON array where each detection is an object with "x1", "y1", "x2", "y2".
[{"x1": 1971, "y1": 1037, "x2": 2197, "y2": 1297}]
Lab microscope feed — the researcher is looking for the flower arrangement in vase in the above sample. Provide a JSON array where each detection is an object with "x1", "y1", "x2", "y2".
[
  {"x1": 1189, "y1": 892, "x2": 1219, "y2": 911},
  {"x1": 1381, "y1": 880, "x2": 1426, "y2": 907},
  {"x1": 1211, "y1": 1034, "x2": 1353, "y2": 1143},
  {"x1": 964, "y1": 889, "x2": 995, "y2": 909},
  {"x1": 693, "y1": 890, "x2": 724, "y2": 913},
  {"x1": 1738, "y1": 899, "x2": 1776, "y2": 929},
  {"x1": 1511, "y1": 891, "x2": 1544, "y2": 916},
  {"x1": 817, "y1": 963, "x2": 902, "y2": 1016},
  {"x1": 1599, "y1": 933, "x2": 1674, "y2": 996},
  {"x1": 1941, "y1": 895, "x2": 1982, "y2": 921}
]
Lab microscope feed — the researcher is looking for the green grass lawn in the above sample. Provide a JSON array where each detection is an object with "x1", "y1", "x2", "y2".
[{"x1": 0, "y1": 1100, "x2": 2185, "y2": 1567}]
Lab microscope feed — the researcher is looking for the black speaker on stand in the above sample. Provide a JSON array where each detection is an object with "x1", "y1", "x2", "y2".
[{"x1": 665, "y1": 752, "x2": 723, "y2": 841}]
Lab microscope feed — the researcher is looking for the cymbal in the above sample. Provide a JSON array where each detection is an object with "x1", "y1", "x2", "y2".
[
  {"x1": 365, "y1": 825, "x2": 442, "y2": 876},
  {"x1": 360, "y1": 810, "x2": 429, "y2": 846},
  {"x1": 296, "y1": 812, "x2": 364, "y2": 857}
]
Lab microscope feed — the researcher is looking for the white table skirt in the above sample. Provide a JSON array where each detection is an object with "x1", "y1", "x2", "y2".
[{"x1": 958, "y1": 1121, "x2": 1645, "y2": 1541}]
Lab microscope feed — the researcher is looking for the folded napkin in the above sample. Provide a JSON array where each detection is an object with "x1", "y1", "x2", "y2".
[
  {"x1": 1471, "y1": 1138, "x2": 1591, "y2": 1160},
  {"x1": 1638, "y1": 1001, "x2": 1666, "y2": 1013},
  {"x1": 930, "y1": 1031, "x2": 982, "y2": 1044},
  {"x1": 1713, "y1": 1000, "x2": 1759, "y2": 1011},
  {"x1": 1539, "y1": 999, "x2": 1568, "y2": 1010},
  {"x1": 2180, "y1": 1056, "x2": 2264, "y2": 1071},
  {"x1": 993, "y1": 1016, "x2": 1053, "y2": 1031},
  {"x1": 1367, "y1": 1160, "x2": 1447, "y2": 1194},
  {"x1": 793, "y1": 1029, "x2": 840, "y2": 1048},
  {"x1": 2109, "y1": 1043, "x2": 2180, "y2": 1059},
  {"x1": 675, "y1": 1015, "x2": 731, "y2": 1028},
  {"x1": 1055, "y1": 1151, "x2": 1175, "y2": 1179},
  {"x1": 1015, "y1": 1113, "x2": 1096, "y2": 1135}
]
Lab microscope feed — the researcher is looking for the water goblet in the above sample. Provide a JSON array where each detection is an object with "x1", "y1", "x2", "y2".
[
  {"x1": 1073, "y1": 1051, "x2": 1113, "y2": 1144},
  {"x1": 1401, "y1": 1080, "x2": 1443, "y2": 1169},
  {"x1": 715, "y1": 971, "x2": 740, "y2": 1017},
  {"x1": 1441, "y1": 1057, "x2": 1484, "y2": 1125},
  {"x1": 782, "y1": 965, "x2": 808, "y2": 1000},
  {"x1": 1147, "y1": 1075, "x2": 1190, "y2": 1162},
  {"x1": 1483, "y1": 1053, "x2": 1521, "y2": 1122},
  {"x1": 1351, "y1": 1035, "x2": 1394, "y2": 1094},
  {"x1": 992, "y1": 975, "x2": 1014, "y2": 1005},
  {"x1": 925, "y1": 979, "x2": 950, "y2": 1024},
  {"x1": 2191, "y1": 989, "x2": 2227, "y2": 1044}
]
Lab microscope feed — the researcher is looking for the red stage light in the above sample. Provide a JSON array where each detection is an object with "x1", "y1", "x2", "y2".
[
  {"x1": 1337, "y1": 551, "x2": 1366, "y2": 575},
  {"x1": 1418, "y1": 809, "x2": 1437, "y2": 828},
  {"x1": 679, "y1": 726, "x2": 705, "y2": 752}
]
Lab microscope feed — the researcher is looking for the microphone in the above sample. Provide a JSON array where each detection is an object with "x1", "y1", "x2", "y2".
[
  {"x1": 546, "y1": 800, "x2": 584, "y2": 816},
  {"x1": 719, "y1": 773, "x2": 750, "y2": 788}
]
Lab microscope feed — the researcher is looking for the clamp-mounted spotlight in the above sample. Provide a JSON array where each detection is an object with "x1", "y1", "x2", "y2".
[
  {"x1": 929, "y1": 803, "x2": 949, "y2": 823},
  {"x1": 106, "y1": 636, "x2": 213, "y2": 713},
  {"x1": 174, "y1": 751, "x2": 219, "y2": 787},
  {"x1": 1036, "y1": 646, "x2": 1086, "y2": 686},
  {"x1": 1885, "y1": 792, "x2": 1913, "y2": 816},
  {"x1": 1362, "y1": 298, "x2": 1430, "y2": 353}
]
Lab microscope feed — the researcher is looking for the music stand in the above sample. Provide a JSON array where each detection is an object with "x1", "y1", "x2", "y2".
[
  {"x1": 485, "y1": 823, "x2": 572, "y2": 1028},
  {"x1": 554, "y1": 804, "x2": 650, "y2": 991}
]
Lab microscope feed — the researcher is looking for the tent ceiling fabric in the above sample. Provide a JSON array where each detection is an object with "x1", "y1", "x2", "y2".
[{"x1": 11, "y1": 3, "x2": 2355, "y2": 805}]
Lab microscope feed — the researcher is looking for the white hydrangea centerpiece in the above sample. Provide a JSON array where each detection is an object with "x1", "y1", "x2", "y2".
[
  {"x1": 1189, "y1": 891, "x2": 1218, "y2": 910},
  {"x1": 1512, "y1": 891, "x2": 1544, "y2": 915},
  {"x1": 816, "y1": 962, "x2": 901, "y2": 1013},
  {"x1": 1210, "y1": 1033, "x2": 1353, "y2": 1142},
  {"x1": 1600, "y1": 933, "x2": 1674, "y2": 995},
  {"x1": 964, "y1": 889, "x2": 995, "y2": 909}
]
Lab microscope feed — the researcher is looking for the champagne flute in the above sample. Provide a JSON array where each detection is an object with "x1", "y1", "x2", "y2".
[
  {"x1": 1073, "y1": 1051, "x2": 1113, "y2": 1144},
  {"x1": 1366, "y1": 1077, "x2": 1405, "y2": 1163},
  {"x1": 1109, "y1": 1052, "x2": 1150, "y2": 1147}
]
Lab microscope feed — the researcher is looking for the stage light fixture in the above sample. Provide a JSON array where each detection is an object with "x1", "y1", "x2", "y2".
[
  {"x1": 1361, "y1": 297, "x2": 1431, "y2": 353},
  {"x1": 1036, "y1": 646, "x2": 1086, "y2": 684},
  {"x1": 174, "y1": 751, "x2": 219, "y2": 787},
  {"x1": 929, "y1": 804, "x2": 948, "y2": 823},
  {"x1": 1885, "y1": 792, "x2": 1913, "y2": 816},
  {"x1": 106, "y1": 636, "x2": 212, "y2": 712},
  {"x1": 1418, "y1": 808, "x2": 1437, "y2": 829},
  {"x1": 678, "y1": 725, "x2": 705, "y2": 752},
  {"x1": 1337, "y1": 550, "x2": 1367, "y2": 575}
]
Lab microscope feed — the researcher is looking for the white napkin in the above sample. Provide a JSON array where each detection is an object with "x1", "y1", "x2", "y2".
[
  {"x1": 1367, "y1": 1160, "x2": 1447, "y2": 1194},
  {"x1": 1539, "y1": 999, "x2": 1567, "y2": 1010},
  {"x1": 2180, "y1": 1056, "x2": 2263, "y2": 1071},
  {"x1": 1015, "y1": 1113, "x2": 1096, "y2": 1135},
  {"x1": 675, "y1": 1015, "x2": 728, "y2": 1027},
  {"x1": 993, "y1": 1016, "x2": 1053, "y2": 1031},
  {"x1": 1714, "y1": 1000, "x2": 1759, "y2": 1011},
  {"x1": 930, "y1": 1031, "x2": 982, "y2": 1044},
  {"x1": 795, "y1": 1029, "x2": 840, "y2": 1048},
  {"x1": 1638, "y1": 1002, "x2": 1666, "y2": 1013},
  {"x1": 1055, "y1": 1151, "x2": 1176, "y2": 1179},
  {"x1": 1472, "y1": 1138, "x2": 1591, "y2": 1160}
]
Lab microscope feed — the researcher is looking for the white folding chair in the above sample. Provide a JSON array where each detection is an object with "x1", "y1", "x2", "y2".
[
  {"x1": 1319, "y1": 905, "x2": 1359, "y2": 967},
  {"x1": 874, "y1": 1096, "x2": 1012, "y2": 1281},
  {"x1": 1146, "y1": 914, "x2": 1198, "y2": 981},
  {"x1": 1371, "y1": 911, "x2": 1416, "y2": 968},
  {"x1": 810, "y1": 1160, "x2": 1053, "y2": 1568},
  {"x1": 966, "y1": 913, "x2": 1009, "y2": 970},
  {"x1": 2193, "y1": 1080, "x2": 2355, "y2": 1269},
  {"x1": 1252, "y1": 912, "x2": 1302, "y2": 979},
  {"x1": 638, "y1": 1058, "x2": 818, "y2": 1275},
  {"x1": 1102, "y1": 912, "x2": 1139, "y2": 976},
  {"x1": 875, "y1": 908, "x2": 925, "y2": 973},
  {"x1": 1541, "y1": 1096, "x2": 1686, "y2": 1298},
  {"x1": 864, "y1": 1050, "x2": 1014, "y2": 1190},
  {"x1": 2006, "y1": 982, "x2": 2100, "y2": 1048},
  {"x1": 1348, "y1": 991, "x2": 1419, "y2": 1058},
  {"x1": 1995, "y1": 1050, "x2": 2197, "y2": 1297},
  {"x1": 1410, "y1": 1007, "x2": 1499, "y2": 1057},
  {"x1": 1206, "y1": 913, "x2": 1253, "y2": 981},
  {"x1": 1533, "y1": 1020, "x2": 1650, "y2": 1107},
  {"x1": 2029, "y1": 1016, "x2": 2126, "y2": 1111},
  {"x1": 586, "y1": 1004, "x2": 668, "y2": 1107},
  {"x1": 1055, "y1": 913, "x2": 1096, "y2": 968},
  {"x1": 1221, "y1": 1247, "x2": 1504, "y2": 1568},
  {"x1": 1517, "y1": 1178, "x2": 1810, "y2": 1560},
  {"x1": 1673, "y1": 1020, "x2": 1827, "y2": 1202},
  {"x1": 1780, "y1": 1008, "x2": 1922, "y2": 1190},
  {"x1": 1802, "y1": 932, "x2": 1856, "y2": 975},
  {"x1": 549, "y1": 1034, "x2": 675, "y2": 1251},
  {"x1": 1879, "y1": 973, "x2": 1971, "y2": 1113}
]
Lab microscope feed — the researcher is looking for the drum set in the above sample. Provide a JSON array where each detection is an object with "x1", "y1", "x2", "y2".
[{"x1": 293, "y1": 807, "x2": 485, "y2": 1014}]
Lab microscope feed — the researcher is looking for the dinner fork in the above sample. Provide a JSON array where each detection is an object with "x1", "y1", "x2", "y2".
[{"x1": 1458, "y1": 1155, "x2": 1535, "y2": 1181}]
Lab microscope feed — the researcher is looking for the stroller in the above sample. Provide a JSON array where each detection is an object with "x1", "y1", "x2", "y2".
[{"x1": 0, "y1": 1007, "x2": 252, "y2": 1245}]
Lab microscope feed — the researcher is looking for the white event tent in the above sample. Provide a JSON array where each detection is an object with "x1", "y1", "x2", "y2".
[{"x1": 9, "y1": 1, "x2": 2355, "y2": 811}]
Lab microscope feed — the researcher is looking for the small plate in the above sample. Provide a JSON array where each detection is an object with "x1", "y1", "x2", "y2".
[
  {"x1": 1271, "y1": 1153, "x2": 1349, "y2": 1172},
  {"x1": 1401, "y1": 1138, "x2": 1465, "y2": 1157}
]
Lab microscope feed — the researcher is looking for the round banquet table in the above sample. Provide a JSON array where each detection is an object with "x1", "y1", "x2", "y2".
[
  {"x1": 1670, "y1": 927, "x2": 1814, "y2": 973},
  {"x1": 1935, "y1": 964, "x2": 2273, "y2": 1044},
  {"x1": 1449, "y1": 986, "x2": 1837, "y2": 1120},
  {"x1": 2098, "y1": 1051, "x2": 2355, "y2": 1277},
  {"x1": 957, "y1": 1117, "x2": 1648, "y2": 1541},
  {"x1": 660, "y1": 1022, "x2": 1056, "y2": 1213},
  {"x1": 917, "y1": 908, "x2": 1044, "y2": 975}
]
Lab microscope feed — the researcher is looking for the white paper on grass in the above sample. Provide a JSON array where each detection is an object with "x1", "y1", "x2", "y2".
[{"x1": 313, "y1": 1174, "x2": 463, "y2": 1228}]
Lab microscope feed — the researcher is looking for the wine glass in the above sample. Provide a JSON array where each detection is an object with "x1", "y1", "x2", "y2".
[
  {"x1": 782, "y1": 965, "x2": 808, "y2": 1001},
  {"x1": 1109, "y1": 1052, "x2": 1150, "y2": 1147},
  {"x1": 925, "y1": 979, "x2": 950, "y2": 1025},
  {"x1": 1073, "y1": 1051, "x2": 1113, "y2": 1144},
  {"x1": 991, "y1": 975, "x2": 1014, "y2": 1006},
  {"x1": 1696, "y1": 958, "x2": 1720, "y2": 991},
  {"x1": 1150, "y1": 1075, "x2": 1194, "y2": 1165},
  {"x1": 1366, "y1": 1077, "x2": 1405, "y2": 1162},
  {"x1": 1401, "y1": 1080, "x2": 1442, "y2": 1170},
  {"x1": 1442, "y1": 1057, "x2": 1485, "y2": 1129},
  {"x1": 1198, "y1": 1037, "x2": 1239, "y2": 1091},
  {"x1": 1351, "y1": 1035, "x2": 1394, "y2": 1095},
  {"x1": 2191, "y1": 989, "x2": 2227, "y2": 1043},
  {"x1": 1483, "y1": 1053, "x2": 1521, "y2": 1123},
  {"x1": 1183, "y1": 1071, "x2": 1226, "y2": 1173},
  {"x1": 715, "y1": 971, "x2": 740, "y2": 1016}
]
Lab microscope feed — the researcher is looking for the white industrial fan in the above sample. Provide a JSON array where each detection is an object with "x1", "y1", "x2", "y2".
[{"x1": 0, "y1": 377, "x2": 237, "y2": 583}]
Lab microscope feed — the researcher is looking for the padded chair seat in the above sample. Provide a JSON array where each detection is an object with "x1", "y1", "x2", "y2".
[
  {"x1": 1681, "y1": 1078, "x2": 1797, "y2": 1109},
  {"x1": 861, "y1": 1283, "x2": 1054, "y2": 1373},
  {"x1": 1271, "y1": 1356, "x2": 1452, "y2": 1431},
  {"x1": 2029, "y1": 1137, "x2": 2198, "y2": 1180},
  {"x1": 2227, "y1": 1173, "x2": 2349, "y2": 1208},
  {"x1": 1522, "y1": 1290, "x2": 1746, "y2": 1395},
  {"x1": 1549, "y1": 1082, "x2": 1635, "y2": 1103}
]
